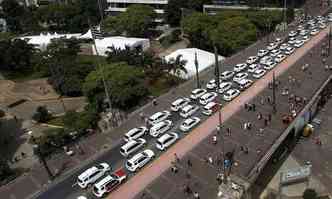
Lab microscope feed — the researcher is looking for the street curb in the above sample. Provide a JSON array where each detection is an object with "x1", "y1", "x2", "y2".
[{"x1": 26, "y1": 138, "x2": 123, "y2": 199}]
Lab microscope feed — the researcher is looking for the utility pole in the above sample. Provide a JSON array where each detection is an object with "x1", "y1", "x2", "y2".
[
  {"x1": 33, "y1": 145, "x2": 54, "y2": 181},
  {"x1": 328, "y1": 25, "x2": 331, "y2": 56},
  {"x1": 194, "y1": 52, "x2": 200, "y2": 88},
  {"x1": 272, "y1": 72, "x2": 277, "y2": 113},
  {"x1": 283, "y1": 0, "x2": 287, "y2": 31},
  {"x1": 214, "y1": 45, "x2": 226, "y2": 183}
]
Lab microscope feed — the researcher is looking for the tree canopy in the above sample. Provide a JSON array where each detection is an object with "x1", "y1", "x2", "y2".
[
  {"x1": 83, "y1": 62, "x2": 149, "y2": 110},
  {"x1": 302, "y1": 188, "x2": 318, "y2": 199},
  {"x1": 102, "y1": 5, "x2": 156, "y2": 37}
]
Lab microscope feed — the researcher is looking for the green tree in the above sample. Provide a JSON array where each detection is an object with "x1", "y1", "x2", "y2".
[
  {"x1": 210, "y1": 16, "x2": 257, "y2": 55},
  {"x1": 0, "y1": 0, "x2": 25, "y2": 32},
  {"x1": 303, "y1": 188, "x2": 318, "y2": 199},
  {"x1": 182, "y1": 12, "x2": 216, "y2": 50},
  {"x1": 32, "y1": 106, "x2": 52, "y2": 123},
  {"x1": 83, "y1": 62, "x2": 149, "y2": 110},
  {"x1": 165, "y1": 0, "x2": 212, "y2": 27},
  {"x1": 102, "y1": 5, "x2": 156, "y2": 37},
  {"x1": 45, "y1": 39, "x2": 95, "y2": 96}
]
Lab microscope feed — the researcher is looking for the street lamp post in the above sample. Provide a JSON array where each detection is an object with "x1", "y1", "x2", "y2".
[
  {"x1": 33, "y1": 144, "x2": 54, "y2": 180},
  {"x1": 283, "y1": 0, "x2": 288, "y2": 31},
  {"x1": 328, "y1": 25, "x2": 331, "y2": 56},
  {"x1": 214, "y1": 45, "x2": 226, "y2": 183},
  {"x1": 272, "y1": 72, "x2": 277, "y2": 113},
  {"x1": 194, "y1": 52, "x2": 200, "y2": 88}
]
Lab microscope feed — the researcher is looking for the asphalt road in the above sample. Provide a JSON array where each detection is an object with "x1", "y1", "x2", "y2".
[{"x1": 34, "y1": 17, "x2": 325, "y2": 199}]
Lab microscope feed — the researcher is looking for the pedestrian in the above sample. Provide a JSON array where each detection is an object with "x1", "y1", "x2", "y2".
[
  {"x1": 268, "y1": 114, "x2": 272, "y2": 122},
  {"x1": 139, "y1": 112, "x2": 145, "y2": 122},
  {"x1": 193, "y1": 192, "x2": 200, "y2": 199},
  {"x1": 174, "y1": 153, "x2": 180, "y2": 163},
  {"x1": 257, "y1": 112, "x2": 262, "y2": 120},
  {"x1": 267, "y1": 96, "x2": 272, "y2": 104},
  {"x1": 21, "y1": 152, "x2": 26, "y2": 158},
  {"x1": 183, "y1": 184, "x2": 192, "y2": 195},
  {"x1": 244, "y1": 103, "x2": 248, "y2": 110},
  {"x1": 187, "y1": 159, "x2": 192, "y2": 167},
  {"x1": 227, "y1": 127, "x2": 231, "y2": 136},
  {"x1": 243, "y1": 122, "x2": 247, "y2": 130},
  {"x1": 152, "y1": 99, "x2": 158, "y2": 106},
  {"x1": 208, "y1": 156, "x2": 213, "y2": 164},
  {"x1": 212, "y1": 135, "x2": 217, "y2": 144},
  {"x1": 264, "y1": 118, "x2": 268, "y2": 126},
  {"x1": 185, "y1": 170, "x2": 191, "y2": 179},
  {"x1": 247, "y1": 122, "x2": 252, "y2": 130},
  {"x1": 260, "y1": 97, "x2": 265, "y2": 105},
  {"x1": 252, "y1": 103, "x2": 256, "y2": 111},
  {"x1": 14, "y1": 115, "x2": 18, "y2": 123},
  {"x1": 244, "y1": 147, "x2": 249, "y2": 154},
  {"x1": 171, "y1": 164, "x2": 178, "y2": 173}
]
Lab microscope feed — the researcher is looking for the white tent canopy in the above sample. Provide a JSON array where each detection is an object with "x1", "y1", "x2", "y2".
[
  {"x1": 93, "y1": 36, "x2": 150, "y2": 56},
  {"x1": 164, "y1": 48, "x2": 224, "y2": 79},
  {"x1": 19, "y1": 32, "x2": 81, "y2": 51}
]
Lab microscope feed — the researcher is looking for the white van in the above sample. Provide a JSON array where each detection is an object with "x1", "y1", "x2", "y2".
[
  {"x1": 180, "y1": 104, "x2": 199, "y2": 118},
  {"x1": 149, "y1": 120, "x2": 172, "y2": 137},
  {"x1": 125, "y1": 149, "x2": 155, "y2": 172},
  {"x1": 77, "y1": 163, "x2": 111, "y2": 188},
  {"x1": 92, "y1": 169, "x2": 126, "y2": 198},
  {"x1": 156, "y1": 132, "x2": 178, "y2": 151},
  {"x1": 119, "y1": 138, "x2": 146, "y2": 157},
  {"x1": 171, "y1": 97, "x2": 190, "y2": 111},
  {"x1": 202, "y1": 102, "x2": 220, "y2": 116}
]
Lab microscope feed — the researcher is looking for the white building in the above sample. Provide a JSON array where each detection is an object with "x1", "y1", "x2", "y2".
[
  {"x1": 105, "y1": 0, "x2": 168, "y2": 22},
  {"x1": 93, "y1": 36, "x2": 150, "y2": 56},
  {"x1": 165, "y1": 48, "x2": 224, "y2": 79}
]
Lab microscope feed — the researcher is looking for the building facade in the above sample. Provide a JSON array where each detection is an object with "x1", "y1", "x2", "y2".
[{"x1": 105, "y1": 0, "x2": 168, "y2": 22}]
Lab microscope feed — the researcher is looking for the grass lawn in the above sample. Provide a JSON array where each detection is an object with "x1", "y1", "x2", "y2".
[{"x1": 46, "y1": 116, "x2": 65, "y2": 127}]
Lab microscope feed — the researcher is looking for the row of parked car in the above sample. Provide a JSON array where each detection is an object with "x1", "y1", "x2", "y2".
[{"x1": 75, "y1": 14, "x2": 328, "y2": 198}]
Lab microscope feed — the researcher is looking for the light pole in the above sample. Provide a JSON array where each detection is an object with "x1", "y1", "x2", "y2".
[
  {"x1": 214, "y1": 45, "x2": 226, "y2": 183},
  {"x1": 283, "y1": 0, "x2": 288, "y2": 31},
  {"x1": 33, "y1": 144, "x2": 54, "y2": 180},
  {"x1": 328, "y1": 25, "x2": 331, "y2": 56},
  {"x1": 272, "y1": 72, "x2": 277, "y2": 113},
  {"x1": 194, "y1": 52, "x2": 200, "y2": 88}
]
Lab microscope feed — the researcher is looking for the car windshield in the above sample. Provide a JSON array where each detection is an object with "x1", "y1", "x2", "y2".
[
  {"x1": 93, "y1": 186, "x2": 100, "y2": 193},
  {"x1": 96, "y1": 165, "x2": 104, "y2": 170},
  {"x1": 126, "y1": 161, "x2": 132, "y2": 167}
]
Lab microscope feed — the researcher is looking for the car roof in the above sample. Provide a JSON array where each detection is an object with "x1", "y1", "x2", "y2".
[
  {"x1": 150, "y1": 111, "x2": 164, "y2": 119},
  {"x1": 192, "y1": 88, "x2": 204, "y2": 93},
  {"x1": 78, "y1": 166, "x2": 99, "y2": 180},
  {"x1": 182, "y1": 104, "x2": 194, "y2": 111},
  {"x1": 94, "y1": 175, "x2": 114, "y2": 188},
  {"x1": 157, "y1": 133, "x2": 174, "y2": 142},
  {"x1": 127, "y1": 151, "x2": 145, "y2": 163},
  {"x1": 220, "y1": 82, "x2": 231, "y2": 87},
  {"x1": 237, "y1": 79, "x2": 251, "y2": 84},
  {"x1": 184, "y1": 118, "x2": 195, "y2": 124},
  {"x1": 204, "y1": 102, "x2": 217, "y2": 109},
  {"x1": 172, "y1": 98, "x2": 185, "y2": 106},
  {"x1": 152, "y1": 120, "x2": 169, "y2": 128}
]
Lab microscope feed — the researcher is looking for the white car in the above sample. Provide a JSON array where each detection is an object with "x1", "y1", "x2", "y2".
[
  {"x1": 149, "y1": 120, "x2": 173, "y2": 137},
  {"x1": 284, "y1": 47, "x2": 295, "y2": 55},
  {"x1": 252, "y1": 69, "x2": 266, "y2": 79},
  {"x1": 237, "y1": 79, "x2": 253, "y2": 91},
  {"x1": 93, "y1": 169, "x2": 126, "y2": 198},
  {"x1": 297, "y1": 25, "x2": 304, "y2": 31},
  {"x1": 288, "y1": 31, "x2": 297, "y2": 37},
  {"x1": 124, "y1": 127, "x2": 148, "y2": 142},
  {"x1": 180, "y1": 104, "x2": 199, "y2": 118},
  {"x1": 206, "y1": 79, "x2": 217, "y2": 89},
  {"x1": 279, "y1": 43, "x2": 289, "y2": 51},
  {"x1": 234, "y1": 63, "x2": 248, "y2": 72},
  {"x1": 274, "y1": 54, "x2": 286, "y2": 63},
  {"x1": 257, "y1": 49, "x2": 269, "y2": 57},
  {"x1": 220, "y1": 70, "x2": 235, "y2": 80},
  {"x1": 233, "y1": 72, "x2": 248, "y2": 82},
  {"x1": 77, "y1": 163, "x2": 111, "y2": 189},
  {"x1": 319, "y1": 23, "x2": 327, "y2": 29},
  {"x1": 299, "y1": 30, "x2": 309, "y2": 36},
  {"x1": 202, "y1": 101, "x2": 220, "y2": 116},
  {"x1": 199, "y1": 92, "x2": 218, "y2": 105},
  {"x1": 302, "y1": 35, "x2": 310, "y2": 42},
  {"x1": 120, "y1": 138, "x2": 146, "y2": 157},
  {"x1": 270, "y1": 49, "x2": 281, "y2": 57},
  {"x1": 248, "y1": 64, "x2": 261, "y2": 73},
  {"x1": 263, "y1": 61, "x2": 277, "y2": 70},
  {"x1": 288, "y1": 37, "x2": 296, "y2": 45},
  {"x1": 246, "y1": 56, "x2": 258, "y2": 64},
  {"x1": 274, "y1": 38, "x2": 283, "y2": 45},
  {"x1": 171, "y1": 97, "x2": 190, "y2": 111},
  {"x1": 294, "y1": 40, "x2": 304, "y2": 48},
  {"x1": 156, "y1": 132, "x2": 178, "y2": 151},
  {"x1": 260, "y1": 56, "x2": 273, "y2": 65},
  {"x1": 180, "y1": 117, "x2": 201, "y2": 132},
  {"x1": 190, "y1": 88, "x2": 207, "y2": 100},
  {"x1": 148, "y1": 111, "x2": 171, "y2": 125},
  {"x1": 223, "y1": 89, "x2": 240, "y2": 101},
  {"x1": 310, "y1": 29, "x2": 319, "y2": 35},
  {"x1": 125, "y1": 149, "x2": 155, "y2": 172},
  {"x1": 267, "y1": 42, "x2": 278, "y2": 51},
  {"x1": 218, "y1": 82, "x2": 232, "y2": 94}
]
